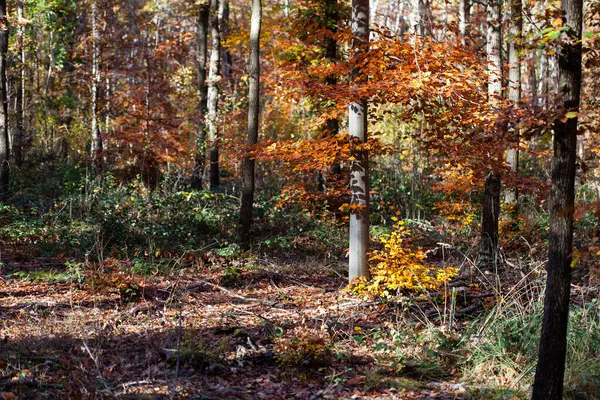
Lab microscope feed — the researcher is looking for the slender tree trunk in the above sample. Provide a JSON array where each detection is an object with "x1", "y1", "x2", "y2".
[
  {"x1": 318, "y1": 0, "x2": 340, "y2": 192},
  {"x1": 219, "y1": 0, "x2": 232, "y2": 79},
  {"x1": 348, "y1": 0, "x2": 370, "y2": 281},
  {"x1": 206, "y1": 0, "x2": 221, "y2": 191},
  {"x1": 532, "y1": 0, "x2": 583, "y2": 395},
  {"x1": 14, "y1": 0, "x2": 24, "y2": 166},
  {"x1": 370, "y1": 0, "x2": 380, "y2": 22},
  {"x1": 239, "y1": 0, "x2": 261, "y2": 247},
  {"x1": 410, "y1": 0, "x2": 428, "y2": 36},
  {"x1": 0, "y1": 0, "x2": 9, "y2": 201},
  {"x1": 505, "y1": 0, "x2": 522, "y2": 207},
  {"x1": 478, "y1": 0, "x2": 503, "y2": 271},
  {"x1": 90, "y1": 0, "x2": 103, "y2": 164},
  {"x1": 458, "y1": 0, "x2": 470, "y2": 45},
  {"x1": 539, "y1": 50, "x2": 549, "y2": 108},
  {"x1": 192, "y1": 3, "x2": 209, "y2": 190}
]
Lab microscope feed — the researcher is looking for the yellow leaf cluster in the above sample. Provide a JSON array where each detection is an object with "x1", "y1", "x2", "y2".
[{"x1": 351, "y1": 223, "x2": 458, "y2": 297}]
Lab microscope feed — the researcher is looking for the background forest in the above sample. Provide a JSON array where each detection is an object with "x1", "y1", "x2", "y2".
[{"x1": 0, "y1": 0, "x2": 599, "y2": 398}]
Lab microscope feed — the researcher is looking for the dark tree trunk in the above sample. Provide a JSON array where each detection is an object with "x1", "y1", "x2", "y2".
[
  {"x1": 531, "y1": 0, "x2": 583, "y2": 396},
  {"x1": 318, "y1": 0, "x2": 340, "y2": 192},
  {"x1": 348, "y1": 0, "x2": 370, "y2": 280},
  {"x1": 477, "y1": 0, "x2": 503, "y2": 272},
  {"x1": 191, "y1": 3, "x2": 209, "y2": 190},
  {"x1": 219, "y1": 0, "x2": 232, "y2": 79},
  {"x1": 0, "y1": 0, "x2": 9, "y2": 201},
  {"x1": 239, "y1": 0, "x2": 261, "y2": 247},
  {"x1": 478, "y1": 173, "x2": 501, "y2": 271}
]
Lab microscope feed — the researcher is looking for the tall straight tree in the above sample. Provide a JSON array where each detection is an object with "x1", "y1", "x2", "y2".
[
  {"x1": 532, "y1": 0, "x2": 583, "y2": 396},
  {"x1": 505, "y1": 0, "x2": 522, "y2": 206},
  {"x1": 192, "y1": 2, "x2": 209, "y2": 189},
  {"x1": 90, "y1": 0, "x2": 103, "y2": 164},
  {"x1": 318, "y1": 0, "x2": 340, "y2": 192},
  {"x1": 206, "y1": 0, "x2": 221, "y2": 191},
  {"x1": 239, "y1": 0, "x2": 262, "y2": 247},
  {"x1": 458, "y1": 0, "x2": 470, "y2": 44},
  {"x1": 348, "y1": 0, "x2": 370, "y2": 281},
  {"x1": 477, "y1": 0, "x2": 503, "y2": 271},
  {"x1": 219, "y1": 0, "x2": 232, "y2": 79},
  {"x1": 14, "y1": 0, "x2": 25, "y2": 166},
  {"x1": 0, "y1": 0, "x2": 8, "y2": 201}
]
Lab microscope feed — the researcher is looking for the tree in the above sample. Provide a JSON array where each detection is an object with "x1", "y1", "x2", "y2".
[
  {"x1": 458, "y1": 0, "x2": 470, "y2": 44},
  {"x1": 505, "y1": 0, "x2": 522, "y2": 207},
  {"x1": 409, "y1": 0, "x2": 431, "y2": 37},
  {"x1": 477, "y1": 0, "x2": 503, "y2": 272},
  {"x1": 531, "y1": 0, "x2": 583, "y2": 395},
  {"x1": 192, "y1": 2, "x2": 209, "y2": 190},
  {"x1": 318, "y1": 0, "x2": 340, "y2": 192},
  {"x1": 219, "y1": 0, "x2": 232, "y2": 79},
  {"x1": 90, "y1": 0, "x2": 103, "y2": 164},
  {"x1": 206, "y1": 0, "x2": 221, "y2": 191},
  {"x1": 348, "y1": 0, "x2": 370, "y2": 281},
  {"x1": 239, "y1": 0, "x2": 262, "y2": 247},
  {"x1": 14, "y1": 0, "x2": 25, "y2": 166},
  {"x1": 0, "y1": 0, "x2": 8, "y2": 201}
]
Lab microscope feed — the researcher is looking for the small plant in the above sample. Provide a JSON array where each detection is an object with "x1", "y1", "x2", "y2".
[
  {"x1": 274, "y1": 328, "x2": 333, "y2": 368},
  {"x1": 352, "y1": 220, "x2": 458, "y2": 297}
]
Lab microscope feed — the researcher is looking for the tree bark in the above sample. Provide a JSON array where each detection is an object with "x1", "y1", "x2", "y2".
[
  {"x1": 410, "y1": 0, "x2": 429, "y2": 36},
  {"x1": 505, "y1": 0, "x2": 522, "y2": 207},
  {"x1": 0, "y1": 0, "x2": 9, "y2": 201},
  {"x1": 239, "y1": 0, "x2": 261, "y2": 247},
  {"x1": 348, "y1": 0, "x2": 370, "y2": 281},
  {"x1": 219, "y1": 0, "x2": 232, "y2": 79},
  {"x1": 531, "y1": 0, "x2": 583, "y2": 396},
  {"x1": 479, "y1": 173, "x2": 501, "y2": 270},
  {"x1": 14, "y1": 0, "x2": 25, "y2": 166},
  {"x1": 206, "y1": 0, "x2": 221, "y2": 191},
  {"x1": 458, "y1": 0, "x2": 470, "y2": 45},
  {"x1": 478, "y1": 0, "x2": 503, "y2": 272},
  {"x1": 90, "y1": 0, "x2": 103, "y2": 165},
  {"x1": 318, "y1": 0, "x2": 340, "y2": 192},
  {"x1": 192, "y1": 3, "x2": 209, "y2": 190}
]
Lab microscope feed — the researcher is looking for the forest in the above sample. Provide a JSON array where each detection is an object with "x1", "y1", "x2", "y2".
[{"x1": 0, "y1": 0, "x2": 598, "y2": 398}]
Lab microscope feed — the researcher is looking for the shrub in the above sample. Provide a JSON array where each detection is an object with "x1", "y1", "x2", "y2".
[
  {"x1": 274, "y1": 328, "x2": 333, "y2": 367},
  {"x1": 351, "y1": 220, "x2": 458, "y2": 297}
]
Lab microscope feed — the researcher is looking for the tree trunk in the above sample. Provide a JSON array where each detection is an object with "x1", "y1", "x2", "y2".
[
  {"x1": 14, "y1": 0, "x2": 24, "y2": 166},
  {"x1": 478, "y1": 173, "x2": 501, "y2": 271},
  {"x1": 478, "y1": 0, "x2": 503, "y2": 272},
  {"x1": 318, "y1": 0, "x2": 340, "y2": 192},
  {"x1": 239, "y1": 0, "x2": 261, "y2": 247},
  {"x1": 191, "y1": 3, "x2": 209, "y2": 190},
  {"x1": 458, "y1": 0, "x2": 470, "y2": 45},
  {"x1": 505, "y1": 0, "x2": 522, "y2": 207},
  {"x1": 206, "y1": 0, "x2": 221, "y2": 191},
  {"x1": 531, "y1": 0, "x2": 583, "y2": 395},
  {"x1": 0, "y1": 0, "x2": 9, "y2": 201},
  {"x1": 348, "y1": 0, "x2": 370, "y2": 281},
  {"x1": 219, "y1": 0, "x2": 232, "y2": 79},
  {"x1": 410, "y1": 0, "x2": 429, "y2": 36},
  {"x1": 90, "y1": 0, "x2": 103, "y2": 165}
]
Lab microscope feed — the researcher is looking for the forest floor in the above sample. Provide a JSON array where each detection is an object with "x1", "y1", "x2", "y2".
[{"x1": 0, "y1": 245, "x2": 482, "y2": 399}]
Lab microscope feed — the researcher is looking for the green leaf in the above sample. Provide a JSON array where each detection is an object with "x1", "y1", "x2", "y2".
[
  {"x1": 565, "y1": 111, "x2": 578, "y2": 119},
  {"x1": 548, "y1": 30, "x2": 561, "y2": 40}
]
